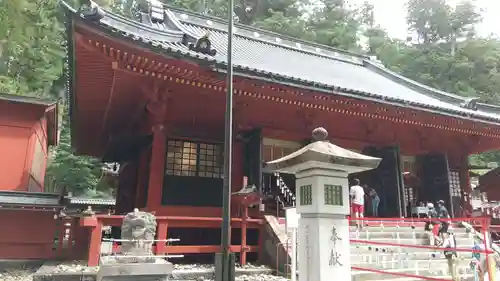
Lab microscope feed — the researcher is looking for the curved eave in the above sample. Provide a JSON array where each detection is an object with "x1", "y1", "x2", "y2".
[
  {"x1": 62, "y1": 1, "x2": 500, "y2": 128},
  {"x1": 164, "y1": 7, "x2": 500, "y2": 126},
  {"x1": 0, "y1": 93, "x2": 59, "y2": 146},
  {"x1": 209, "y1": 65, "x2": 500, "y2": 127}
]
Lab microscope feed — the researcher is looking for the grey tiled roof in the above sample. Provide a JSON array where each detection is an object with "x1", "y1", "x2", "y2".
[
  {"x1": 0, "y1": 191, "x2": 61, "y2": 207},
  {"x1": 165, "y1": 9, "x2": 500, "y2": 122},
  {"x1": 0, "y1": 93, "x2": 56, "y2": 106},
  {"x1": 66, "y1": 197, "x2": 116, "y2": 205},
  {"x1": 64, "y1": 2, "x2": 500, "y2": 123}
]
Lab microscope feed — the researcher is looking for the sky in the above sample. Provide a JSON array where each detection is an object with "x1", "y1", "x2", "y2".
[{"x1": 348, "y1": 0, "x2": 500, "y2": 39}]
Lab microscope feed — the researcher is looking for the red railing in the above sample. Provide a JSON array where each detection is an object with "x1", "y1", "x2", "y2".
[
  {"x1": 78, "y1": 214, "x2": 263, "y2": 266},
  {"x1": 349, "y1": 216, "x2": 496, "y2": 281}
]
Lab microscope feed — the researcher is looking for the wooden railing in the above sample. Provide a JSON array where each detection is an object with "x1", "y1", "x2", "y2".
[
  {"x1": 262, "y1": 173, "x2": 296, "y2": 212},
  {"x1": 79, "y1": 214, "x2": 263, "y2": 266},
  {"x1": 274, "y1": 173, "x2": 296, "y2": 207}
]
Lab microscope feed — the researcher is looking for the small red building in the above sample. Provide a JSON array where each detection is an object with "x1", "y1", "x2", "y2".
[
  {"x1": 478, "y1": 167, "x2": 500, "y2": 201},
  {"x1": 0, "y1": 94, "x2": 60, "y2": 259},
  {"x1": 63, "y1": 2, "x2": 500, "y2": 265},
  {"x1": 0, "y1": 94, "x2": 58, "y2": 192}
]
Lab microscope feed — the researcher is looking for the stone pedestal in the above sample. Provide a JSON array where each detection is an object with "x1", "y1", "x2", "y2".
[
  {"x1": 299, "y1": 215, "x2": 350, "y2": 281},
  {"x1": 98, "y1": 257, "x2": 173, "y2": 281},
  {"x1": 266, "y1": 128, "x2": 381, "y2": 281},
  {"x1": 295, "y1": 168, "x2": 353, "y2": 281},
  {"x1": 97, "y1": 209, "x2": 173, "y2": 281}
]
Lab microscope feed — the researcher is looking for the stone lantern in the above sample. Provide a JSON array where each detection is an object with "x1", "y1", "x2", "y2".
[{"x1": 266, "y1": 127, "x2": 381, "y2": 281}]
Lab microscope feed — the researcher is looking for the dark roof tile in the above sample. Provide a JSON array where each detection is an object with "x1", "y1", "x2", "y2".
[
  {"x1": 0, "y1": 191, "x2": 61, "y2": 207},
  {"x1": 64, "y1": 1, "x2": 500, "y2": 124}
]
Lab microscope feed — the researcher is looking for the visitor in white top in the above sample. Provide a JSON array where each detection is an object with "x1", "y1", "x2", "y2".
[
  {"x1": 442, "y1": 231, "x2": 459, "y2": 281},
  {"x1": 350, "y1": 178, "x2": 365, "y2": 229}
]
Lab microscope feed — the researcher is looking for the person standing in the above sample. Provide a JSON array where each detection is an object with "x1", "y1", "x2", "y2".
[
  {"x1": 424, "y1": 203, "x2": 440, "y2": 245},
  {"x1": 437, "y1": 200, "x2": 451, "y2": 240},
  {"x1": 471, "y1": 239, "x2": 485, "y2": 281},
  {"x1": 368, "y1": 186, "x2": 380, "y2": 217},
  {"x1": 442, "y1": 231, "x2": 459, "y2": 281},
  {"x1": 350, "y1": 178, "x2": 365, "y2": 229}
]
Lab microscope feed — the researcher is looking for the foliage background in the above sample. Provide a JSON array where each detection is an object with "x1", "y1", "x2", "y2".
[{"x1": 2, "y1": 0, "x2": 499, "y2": 195}]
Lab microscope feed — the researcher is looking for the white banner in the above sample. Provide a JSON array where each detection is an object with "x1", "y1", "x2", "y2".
[{"x1": 286, "y1": 207, "x2": 300, "y2": 230}]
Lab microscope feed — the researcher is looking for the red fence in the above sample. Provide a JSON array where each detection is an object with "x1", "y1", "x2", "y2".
[
  {"x1": 0, "y1": 210, "x2": 61, "y2": 259},
  {"x1": 349, "y1": 217, "x2": 496, "y2": 281},
  {"x1": 75, "y1": 214, "x2": 263, "y2": 266}
]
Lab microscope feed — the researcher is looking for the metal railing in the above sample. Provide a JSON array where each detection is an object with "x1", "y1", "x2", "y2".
[{"x1": 262, "y1": 172, "x2": 296, "y2": 211}]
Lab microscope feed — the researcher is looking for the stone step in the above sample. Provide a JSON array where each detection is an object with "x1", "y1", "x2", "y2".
[
  {"x1": 352, "y1": 256, "x2": 472, "y2": 268},
  {"x1": 352, "y1": 231, "x2": 471, "y2": 239},
  {"x1": 352, "y1": 273, "x2": 475, "y2": 281},
  {"x1": 351, "y1": 266, "x2": 473, "y2": 281},
  {"x1": 351, "y1": 251, "x2": 474, "y2": 263},
  {"x1": 349, "y1": 226, "x2": 468, "y2": 233},
  {"x1": 351, "y1": 237, "x2": 472, "y2": 246},
  {"x1": 351, "y1": 245, "x2": 473, "y2": 253}
]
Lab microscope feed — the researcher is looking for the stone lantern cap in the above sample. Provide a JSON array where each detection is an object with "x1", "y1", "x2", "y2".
[{"x1": 266, "y1": 127, "x2": 381, "y2": 174}]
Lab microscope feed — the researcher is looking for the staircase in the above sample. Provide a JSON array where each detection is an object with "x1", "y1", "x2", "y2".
[
  {"x1": 264, "y1": 173, "x2": 477, "y2": 280},
  {"x1": 275, "y1": 219, "x2": 476, "y2": 280}
]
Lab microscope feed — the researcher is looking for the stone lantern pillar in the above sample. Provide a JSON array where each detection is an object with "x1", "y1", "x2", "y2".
[{"x1": 266, "y1": 128, "x2": 381, "y2": 281}]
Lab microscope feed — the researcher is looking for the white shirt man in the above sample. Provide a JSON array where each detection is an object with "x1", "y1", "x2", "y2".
[
  {"x1": 350, "y1": 185, "x2": 365, "y2": 206},
  {"x1": 350, "y1": 179, "x2": 365, "y2": 229}
]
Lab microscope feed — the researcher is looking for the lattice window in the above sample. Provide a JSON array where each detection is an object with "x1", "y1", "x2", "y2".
[
  {"x1": 165, "y1": 140, "x2": 223, "y2": 178},
  {"x1": 299, "y1": 185, "x2": 312, "y2": 205},
  {"x1": 324, "y1": 185, "x2": 342, "y2": 206},
  {"x1": 406, "y1": 186, "x2": 415, "y2": 206},
  {"x1": 198, "y1": 143, "x2": 223, "y2": 178},
  {"x1": 449, "y1": 171, "x2": 461, "y2": 197}
]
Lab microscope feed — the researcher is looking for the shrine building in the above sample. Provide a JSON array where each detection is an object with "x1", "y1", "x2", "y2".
[
  {"x1": 0, "y1": 94, "x2": 58, "y2": 192},
  {"x1": 0, "y1": 94, "x2": 60, "y2": 259},
  {"x1": 63, "y1": 0, "x2": 500, "y2": 264}
]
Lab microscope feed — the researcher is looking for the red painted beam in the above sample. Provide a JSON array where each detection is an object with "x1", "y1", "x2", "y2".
[{"x1": 110, "y1": 245, "x2": 259, "y2": 254}]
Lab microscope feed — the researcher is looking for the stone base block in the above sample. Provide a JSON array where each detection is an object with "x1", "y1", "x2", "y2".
[{"x1": 97, "y1": 257, "x2": 172, "y2": 281}]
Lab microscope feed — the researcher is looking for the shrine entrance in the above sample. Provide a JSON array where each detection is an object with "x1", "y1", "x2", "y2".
[{"x1": 352, "y1": 146, "x2": 405, "y2": 218}]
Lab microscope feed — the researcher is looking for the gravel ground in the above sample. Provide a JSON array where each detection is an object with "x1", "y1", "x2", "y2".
[
  {"x1": 0, "y1": 266, "x2": 39, "y2": 281},
  {"x1": 8, "y1": 261, "x2": 289, "y2": 281}
]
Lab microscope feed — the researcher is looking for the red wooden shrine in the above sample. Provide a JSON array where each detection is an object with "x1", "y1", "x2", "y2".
[
  {"x1": 0, "y1": 94, "x2": 60, "y2": 259},
  {"x1": 0, "y1": 94, "x2": 58, "y2": 192},
  {"x1": 63, "y1": 1, "x2": 500, "y2": 266}
]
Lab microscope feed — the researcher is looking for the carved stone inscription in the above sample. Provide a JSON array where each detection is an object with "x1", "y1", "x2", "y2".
[{"x1": 328, "y1": 226, "x2": 343, "y2": 267}]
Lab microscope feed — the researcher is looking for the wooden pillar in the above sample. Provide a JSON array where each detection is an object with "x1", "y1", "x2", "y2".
[
  {"x1": 146, "y1": 124, "x2": 166, "y2": 211},
  {"x1": 460, "y1": 155, "x2": 473, "y2": 216},
  {"x1": 240, "y1": 206, "x2": 249, "y2": 265},
  {"x1": 155, "y1": 221, "x2": 168, "y2": 255},
  {"x1": 135, "y1": 149, "x2": 149, "y2": 208},
  {"x1": 87, "y1": 221, "x2": 103, "y2": 267}
]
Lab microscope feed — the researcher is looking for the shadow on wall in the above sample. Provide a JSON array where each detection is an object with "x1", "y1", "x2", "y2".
[
  {"x1": 260, "y1": 216, "x2": 290, "y2": 275},
  {"x1": 0, "y1": 210, "x2": 59, "y2": 259}
]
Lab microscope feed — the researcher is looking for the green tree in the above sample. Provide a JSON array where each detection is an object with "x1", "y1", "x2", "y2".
[
  {"x1": 0, "y1": 0, "x2": 66, "y2": 98},
  {"x1": 307, "y1": 0, "x2": 361, "y2": 50},
  {"x1": 406, "y1": 0, "x2": 481, "y2": 55},
  {"x1": 45, "y1": 114, "x2": 110, "y2": 197}
]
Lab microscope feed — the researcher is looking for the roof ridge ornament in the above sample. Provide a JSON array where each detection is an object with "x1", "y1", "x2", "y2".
[
  {"x1": 135, "y1": 0, "x2": 165, "y2": 24},
  {"x1": 312, "y1": 127, "x2": 328, "y2": 142},
  {"x1": 461, "y1": 97, "x2": 480, "y2": 111},
  {"x1": 188, "y1": 32, "x2": 217, "y2": 56},
  {"x1": 148, "y1": 0, "x2": 165, "y2": 24},
  {"x1": 78, "y1": 0, "x2": 105, "y2": 22}
]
